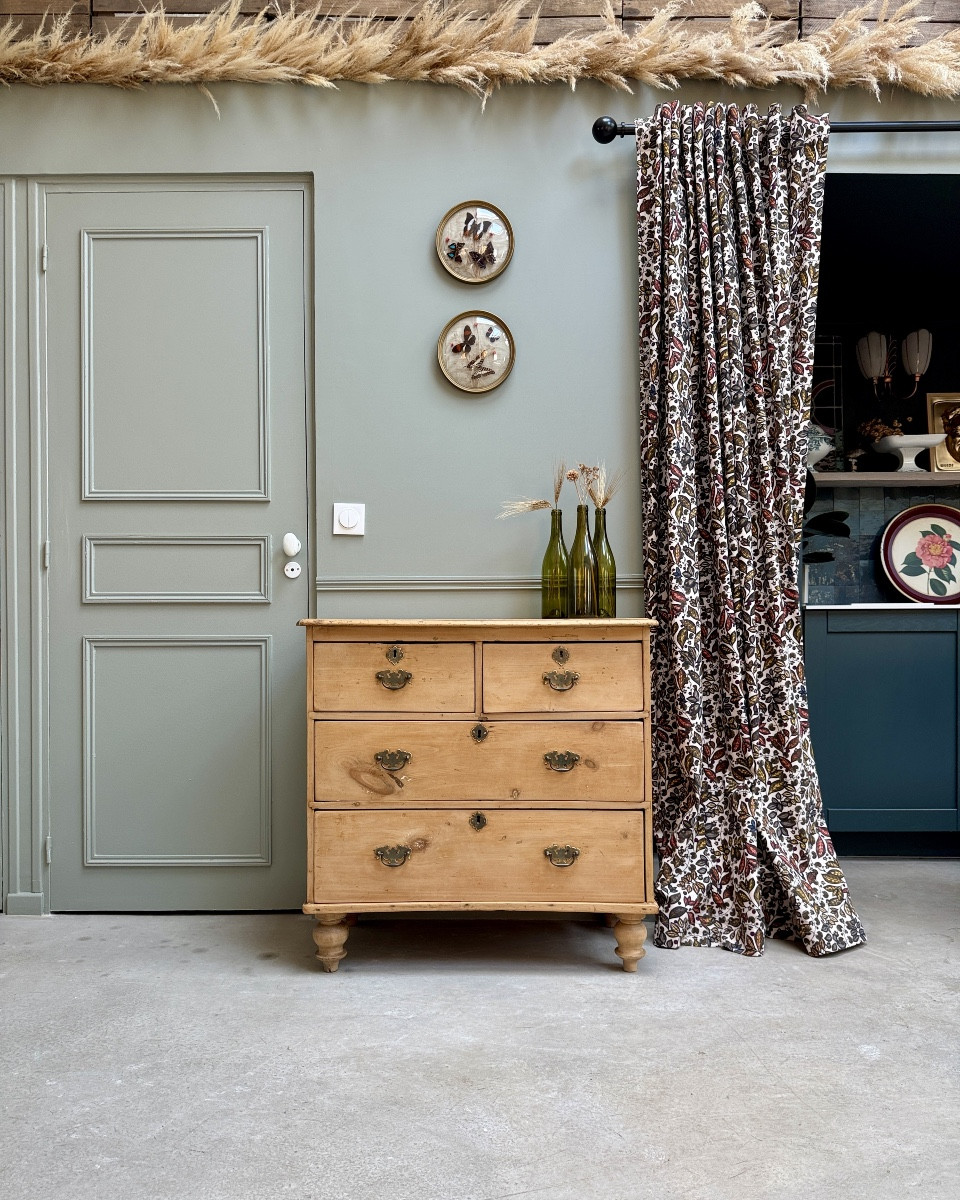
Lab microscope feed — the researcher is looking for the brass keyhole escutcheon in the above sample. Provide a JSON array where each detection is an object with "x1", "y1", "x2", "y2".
[
  {"x1": 470, "y1": 723, "x2": 489, "y2": 743},
  {"x1": 552, "y1": 646, "x2": 570, "y2": 665},
  {"x1": 385, "y1": 645, "x2": 404, "y2": 665},
  {"x1": 469, "y1": 812, "x2": 487, "y2": 831}
]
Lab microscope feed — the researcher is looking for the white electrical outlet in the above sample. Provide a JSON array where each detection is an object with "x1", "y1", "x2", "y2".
[{"x1": 333, "y1": 502, "x2": 365, "y2": 536}]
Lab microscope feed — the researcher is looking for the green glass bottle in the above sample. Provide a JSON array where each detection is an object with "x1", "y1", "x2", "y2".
[
  {"x1": 592, "y1": 505, "x2": 616, "y2": 618},
  {"x1": 568, "y1": 504, "x2": 597, "y2": 617},
  {"x1": 541, "y1": 508, "x2": 569, "y2": 619}
]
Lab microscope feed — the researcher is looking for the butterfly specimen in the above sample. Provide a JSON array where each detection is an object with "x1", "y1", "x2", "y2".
[
  {"x1": 450, "y1": 325, "x2": 476, "y2": 355},
  {"x1": 463, "y1": 212, "x2": 492, "y2": 241},
  {"x1": 469, "y1": 242, "x2": 496, "y2": 270},
  {"x1": 438, "y1": 308, "x2": 511, "y2": 393},
  {"x1": 446, "y1": 240, "x2": 465, "y2": 263}
]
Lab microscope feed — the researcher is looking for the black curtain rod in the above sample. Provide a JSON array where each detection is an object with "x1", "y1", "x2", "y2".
[{"x1": 592, "y1": 115, "x2": 960, "y2": 142}]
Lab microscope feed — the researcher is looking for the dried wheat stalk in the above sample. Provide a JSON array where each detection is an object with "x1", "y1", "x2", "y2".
[
  {"x1": 587, "y1": 462, "x2": 626, "y2": 508},
  {"x1": 0, "y1": 1, "x2": 958, "y2": 98},
  {"x1": 498, "y1": 459, "x2": 567, "y2": 518}
]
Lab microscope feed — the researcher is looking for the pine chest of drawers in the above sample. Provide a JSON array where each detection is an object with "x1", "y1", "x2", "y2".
[{"x1": 299, "y1": 618, "x2": 657, "y2": 972}]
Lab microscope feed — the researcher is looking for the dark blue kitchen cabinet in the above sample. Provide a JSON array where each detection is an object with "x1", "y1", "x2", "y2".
[{"x1": 804, "y1": 607, "x2": 960, "y2": 832}]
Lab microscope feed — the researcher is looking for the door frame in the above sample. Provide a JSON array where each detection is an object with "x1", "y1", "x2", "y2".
[{"x1": 1, "y1": 173, "x2": 316, "y2": 914}]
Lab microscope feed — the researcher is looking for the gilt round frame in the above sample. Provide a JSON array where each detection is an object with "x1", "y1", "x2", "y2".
[
  {"x1": 437, "y1": 311, "x2": 514, "y2": 395},
  {"x1": 435, "y1": 201, "x2": 514, "y2": 284}
]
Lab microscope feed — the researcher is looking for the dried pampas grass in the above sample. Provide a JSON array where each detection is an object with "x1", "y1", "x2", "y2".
[{"x1": 0, "y1": 1, "x2": 958, "y2": 100}]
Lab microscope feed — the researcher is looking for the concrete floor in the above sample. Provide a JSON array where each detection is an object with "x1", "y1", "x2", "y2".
[{"x1": 0, "y1": 859, "x2": 957, "y2": 1200}]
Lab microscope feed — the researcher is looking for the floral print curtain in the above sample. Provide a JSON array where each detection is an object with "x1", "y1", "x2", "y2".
[{"x1": 636, "y1": 102, "x2": 866, "y2": 956}]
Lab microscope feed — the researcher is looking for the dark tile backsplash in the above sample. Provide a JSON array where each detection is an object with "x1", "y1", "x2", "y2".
[{"x1": 804, "y1": 483, "x2": 960, "y2": 605}]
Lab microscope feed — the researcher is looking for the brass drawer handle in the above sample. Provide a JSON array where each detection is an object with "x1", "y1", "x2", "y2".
[
  {"x1": 375, "y1": 749, "x2": 411, "y2": 772},
  {"x1": 374, "y1": 844, "x2": 411, "y2": 868},
  {"x1": 544, "y1": 845, "x2": 580, "y2": 868},
  {"x1": 544, "y1": 750, "x2": 580, "y2": 772},
  {"x1": 376, "y1": 669, "x2": 412, "y2": 690},
  {"x1": 543, "y1": 670, "x2": 579, "y2": 692}
]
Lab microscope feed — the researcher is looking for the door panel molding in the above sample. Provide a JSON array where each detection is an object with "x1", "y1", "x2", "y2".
[
  {"x1": 80, "y1": 226, "x2": 270, "y2": 501},
  {"x1": 83, "y1": 635, "x2": 273, "y2": 867},
  {"x1": 82, "y1": 535, "x2": 272, "y2": 603}
]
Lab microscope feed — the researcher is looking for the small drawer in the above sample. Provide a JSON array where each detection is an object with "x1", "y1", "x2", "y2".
[
  {"x1": 312, "y1": 641, "x2": 475, "y2": 713},
  {"x1": 311, "y1": 808, "x2": 646, "y2": 905},
  {"x1": 482, "y1": 642, "x2": 645, "y2": 713},
  {"x1": 313, "y1": 720, "x2": 645, "y2": 805}
]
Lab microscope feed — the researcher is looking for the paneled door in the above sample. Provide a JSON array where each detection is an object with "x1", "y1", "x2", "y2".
[{"x1": 43, "y1": 181, "x2": 311, "y2": 910}]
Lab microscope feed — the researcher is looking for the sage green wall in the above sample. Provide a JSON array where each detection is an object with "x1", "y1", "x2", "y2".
[{"x1": 2, "y1": 82, "x2": 959, "y2": 620}]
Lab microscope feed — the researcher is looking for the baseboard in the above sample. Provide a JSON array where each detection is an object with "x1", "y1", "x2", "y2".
[{"x1": 3, "y1": 891, "x2": 47, "y2": 915}]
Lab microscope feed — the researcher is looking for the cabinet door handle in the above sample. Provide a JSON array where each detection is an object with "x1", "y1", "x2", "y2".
[
  {"x1": 376, "y1": 669, "x2": 412, "y2": 690},
  {"x1": 374, "y1": 845, "x2": 411, "y2": 868},
  {"x1": 544, "y1": 751, "x2": 580, "y2": 772},
  {"x1": 543, "y1": 670, "x2": 579, "y2": 692},
  {"x1": 544, "y1": 845, "x2": 580, "y2": 868},
  {"x1": 375, "y1": 749, "x2": 411, "y2": 772}
]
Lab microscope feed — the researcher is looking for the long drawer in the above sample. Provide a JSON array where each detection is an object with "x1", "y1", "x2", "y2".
[
  {"x1": 482, "y1": 642, "x2": 645, "y2": 712},
  {"x1": 313, "y1": 720, "x2": 645, "y2": 804},
  {"x1": 312, "y1": 641, "x2": 475, "y2": 713},
  {"x1": 311, "y1": 808, "x2": 647, "y2": 905}
]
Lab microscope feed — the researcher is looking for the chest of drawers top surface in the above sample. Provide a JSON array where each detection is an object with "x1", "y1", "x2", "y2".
[{"x1": 299, "y1": 618, "x2": 655, "y2": 636}]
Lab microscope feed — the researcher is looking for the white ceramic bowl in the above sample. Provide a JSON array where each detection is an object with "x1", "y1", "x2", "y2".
[{"x1": 872, "y1": 433, "x2": 946, "y2": 472}]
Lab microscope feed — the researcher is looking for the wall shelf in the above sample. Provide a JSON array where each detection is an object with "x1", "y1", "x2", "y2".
[{"x1": 813, "y1": 471, "x2": 960, "y2": 487}]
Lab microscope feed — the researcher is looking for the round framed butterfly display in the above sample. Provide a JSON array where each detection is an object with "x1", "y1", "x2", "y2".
[
  {"x1": 436, "y1": 202, "x2": 513, "y2": 284},
  {"x1": 437, "y1": 311, "x2": 514, "y2": 394}
]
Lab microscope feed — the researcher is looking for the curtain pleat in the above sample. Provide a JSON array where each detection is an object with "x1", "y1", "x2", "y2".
[{"x1": 637, "y1": 102, "x2": 867, "y2": 956}]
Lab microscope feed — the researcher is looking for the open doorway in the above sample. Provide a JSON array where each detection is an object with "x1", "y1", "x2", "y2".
[{"x1": 812, "y1": 172, "x2": 960, "y2": 471}]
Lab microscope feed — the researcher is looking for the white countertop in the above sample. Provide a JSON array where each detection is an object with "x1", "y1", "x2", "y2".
[{"x1": 804, "y1": 603, "x2": 938, "y2": 609}]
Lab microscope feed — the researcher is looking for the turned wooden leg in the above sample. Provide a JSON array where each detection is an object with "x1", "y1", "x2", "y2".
[
  {"x1": 313, "y1": 914, "x2": 349, "y2": 972},
  {"x1": 613, "y1": 915, "x2": 647, "y2": 972}
]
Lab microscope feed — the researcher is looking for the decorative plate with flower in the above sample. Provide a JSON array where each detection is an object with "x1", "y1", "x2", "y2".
[{"x1": 880, "y1": 504, "x2": 960, "y2": 603}]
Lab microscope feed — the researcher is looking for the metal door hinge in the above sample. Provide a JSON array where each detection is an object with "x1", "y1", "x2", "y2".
[
  {"x1": 40, "y1": 244, "x2": 48, "y2": 272},
  {"x1": 45, "y1": 836, "x2": 52, "y2": 864},
  {"x1": 43, "y1": 541, "x2": 51, "y2": 569}
]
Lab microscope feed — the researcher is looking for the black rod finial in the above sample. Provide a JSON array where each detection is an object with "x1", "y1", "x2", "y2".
[{"x1": 592, "y1": 116, "x2": 620, "y2": 144}]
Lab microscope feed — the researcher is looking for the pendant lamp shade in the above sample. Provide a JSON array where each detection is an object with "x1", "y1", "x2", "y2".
[
  {"x1": 902, "y1": 328, "x2": 933, "y2": 376},
  {"x1": 856, "y1": 332, "x2": 888, "y2": 381}
]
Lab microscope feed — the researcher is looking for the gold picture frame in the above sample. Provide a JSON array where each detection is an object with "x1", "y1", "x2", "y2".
[
  {"x1": 927, "y1": 393, "x2": 960, "y2": 473},
  {"x1": 437, "y1": 311, "x2": 514, "y2": 394},
  {"x1": 435, "y1": 202, "x2": 513, "y2": 284}
]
